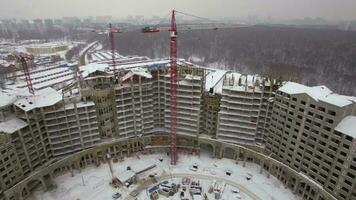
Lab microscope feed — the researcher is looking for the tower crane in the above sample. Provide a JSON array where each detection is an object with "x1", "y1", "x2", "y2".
[
  {"x1": 108, "y1": 23, "x2": 122, "y2": 81},
  {"x1": 141, "y1": 9, "x2": 224, "y2": 165},
  {"x1": 13, "y1": 54, "x2": 35, "y2": 95},
  {"x1": 169, "y1": 10, "x2": 178, "y2": 165}
]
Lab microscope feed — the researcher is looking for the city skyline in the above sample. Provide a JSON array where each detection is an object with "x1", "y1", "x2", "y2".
[{"x1": 1, "y1": 0, "x2": 356, "y2": 22}]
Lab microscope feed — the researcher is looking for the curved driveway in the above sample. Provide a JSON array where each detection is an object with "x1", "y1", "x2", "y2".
[{"x1": 125, "y1": 172, "x2": 262, "y2": 200}]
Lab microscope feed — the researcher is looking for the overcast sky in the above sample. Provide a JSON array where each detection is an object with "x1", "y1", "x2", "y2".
[{"x1": 1, "y1": 0, "x2": 356, "y2": 21}]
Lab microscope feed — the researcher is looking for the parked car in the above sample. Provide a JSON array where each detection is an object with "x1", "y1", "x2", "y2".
[{"x1": 112, "y1": 192, "x2": 121, "y2": 199}]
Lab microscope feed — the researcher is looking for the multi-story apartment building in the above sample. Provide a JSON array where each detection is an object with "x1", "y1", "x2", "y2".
[
  {"x1": 267, "y1": 81, "x2": 356, "y2": 200},
  {"x1": 1, "y1": 47, "x2": 356, "y2": 200},
  {"x1": 164, "y1": 66, "x2": 205, "y2": 136},
  {"x1": 217, "y1": 72, "x2": 276, "y2": 145},
  {"x1": 0, "y1": 141, "x2": 24, "y2": 200},
  {"x1": 44, "y1": 100, "x2": 100, "y2": 157},
  {"x1": 115, "y1": 68, "x2": 154, "y2": 137}
]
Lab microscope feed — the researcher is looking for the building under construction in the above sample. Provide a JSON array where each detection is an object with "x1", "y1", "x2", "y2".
[{"x1": 1, "y1": 46, "x2": 356, "y2": 200}]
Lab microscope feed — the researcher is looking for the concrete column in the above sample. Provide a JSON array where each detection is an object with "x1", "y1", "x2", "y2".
[
  {"x1": 212, "y1": 146, "x2": 216, "y2": 158},
  {"x1": 219, "y1": 147, "x2": 223, "y2": 159},
  {"x1": 285, "y1": 176, "x2": 290, "y2": 188},
  {"x1": 267, "y1": 162, "x2": 272, "y2": 178},
  {"x1": 235, "y1": 148, "x2": 240, "y2": 160},
  {"x1": 259, "y1": 159, "x2": 264, "y2": 174},
  {"x1": 301, "y1": 184, "x2": 307, "y2": 199},
  {"x1": 293, "y1": 179, "x2": 300, "y2": 193},
  {"x1": 70, "y1": 165, "x2": 74, "y2": 177},
  {"x1": 243, "y1": 155, "x2": 247, "y2": 167},
  {"x1": 315, "y1": 189, "x2": 321, "y2": 200},
  {"x1": 95, "y1": 153, "x2": 100, "y2": 166},
  {"x1": 40, "y1": 178, "x2": 47, "y2": 191},
  {"x1": 76, "y1": 161, "x2": 81, "y2": 173}
]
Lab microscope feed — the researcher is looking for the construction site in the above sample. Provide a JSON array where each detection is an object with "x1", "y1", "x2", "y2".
[{"x1": 1, "y1": 10, "x2": 356, "y2": 200}]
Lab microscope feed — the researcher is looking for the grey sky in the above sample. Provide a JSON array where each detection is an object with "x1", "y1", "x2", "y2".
[{"x1": 1, "y1": 0, "x2": 356, "y2": 21}]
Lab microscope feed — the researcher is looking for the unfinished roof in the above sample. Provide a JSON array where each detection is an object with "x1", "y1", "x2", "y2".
[
  {"x1": 0, "y1": 117, "x2": 28, "y2": 134},
  {"x1": 205, "y1": 69, "x2": 227, "y2": 94},
  {"x1": 335, "y1": 116, "x2": 356, "y2": 138},
  {"x1": 14, "y1": 87, "x2": 62, "y2": 111},
  {"x1": 0, "y1": 91, "x2": 16, "y2": 108},
  {"x1": 121, "y1": 68, "x2": 152, "y2": 82},
  {"x1": 279, "y1": 82, "x2": 356, "y2": 107},
  {"x1": 80, "y1": 63, "x2": 110, "y2": 78}
]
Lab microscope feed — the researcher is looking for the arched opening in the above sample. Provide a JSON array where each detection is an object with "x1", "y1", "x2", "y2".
[
  {"x1": 200, "y1": 143, "x2": 214, "y2": 157},
  {"x1": 43, "y1": 174, "x2": 54, "y2": 190},
  {"x1": 223, "y1": 147, "x2": 235, "y2": 159},
  {"x1": 24, "y1": 179, "x2": 43, "y2": 199}
]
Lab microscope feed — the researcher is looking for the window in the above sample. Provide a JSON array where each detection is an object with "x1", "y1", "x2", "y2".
[
  {"x1": 326, "y1": 118, "x2": 334, "y2": 124},
  {"x1": 323, "y1": 126, "x2": 331, "y2": 131},
  {"x1": 318, "y1": 107, "x2": 326, "y2": 112},
  {"x1": 301, "y1": 100, "x2": 306, "y2": 105},
  {"x1": 328, "y1": 110, "x2": 336, "y2": 116},
  {"x1": 345, "y1": 135, "x2": 353, "y2": 142}
]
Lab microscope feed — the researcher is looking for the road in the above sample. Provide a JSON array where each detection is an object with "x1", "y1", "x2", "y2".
[{"x1": 124, "y1": 172, "x2": 262, "y2": 200}]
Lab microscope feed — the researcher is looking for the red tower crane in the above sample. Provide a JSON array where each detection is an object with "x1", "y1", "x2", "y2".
[
  {"x1": 17, "y1": 55, "x2": 34, "y2": 95},
  {"x1": 137, "y1": 10, "x2": 225, "y2": 165},
  {"x1": 169, "y1": 10, "x2": 178, "y2": 165},
  {"x1": 108, "y1": 23, "x2": 121, "y2": 80}
]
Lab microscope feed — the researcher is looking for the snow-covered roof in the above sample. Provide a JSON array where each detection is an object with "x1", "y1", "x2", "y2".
[
  {"x1": 114, "y1": 60, "x2": 170, "y2": 71},
  {"x1": 116, "y1": 170, "x2": 136, "y2": 183},
  {"x1": 26, "y1": 41, "x2": 68, "y2": 48},
  {"x1": 0, "y1": 117, "x2": 28, "y2": 134},
  {"x1": 121, "y1": 68, "x2": 152, "y2": 82},
  {"x1": 205, "y1": 69, "x2": 227, "y2": 94},
  {"x1": 80, "y1": 63, "x2": 110, "y2": 78},
  {"x1": 335, "y1": 116, "x2": 356, "y2": 138},
  {"x1": 279, "y1": 82, "x2": 356, "y2": 107},
  {"x1": 0, "y1": 91, "x2": 16, "y2": 108},
  {"x1": 14, "y1": 87, "x2": 62, "y2": 111}
]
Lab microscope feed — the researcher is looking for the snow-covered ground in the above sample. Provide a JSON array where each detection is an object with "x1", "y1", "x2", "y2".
[{"x1": 27, "y1": 151, "x2": 299, "y2": 200}]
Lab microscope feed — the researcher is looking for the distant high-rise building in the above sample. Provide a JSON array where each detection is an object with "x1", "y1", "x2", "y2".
[
  {"x1": 95, "y1": 16, "x2": 112, "y2": 23},
  {"x1": 53, "y1": 19, "x2": 63, "y2": 25},
  {"x1": 44, "y1": 19, "x2": 53, "y2": 27}
]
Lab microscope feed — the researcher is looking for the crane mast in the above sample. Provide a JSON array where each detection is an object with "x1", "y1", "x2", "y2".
[
  {"x1": 108, "y1": 23, "x2": 118, "y2": 79},
  {"x1": 19, "y1": 55, "x2": 34, "y2": 95},
  {"x1": 170, "y1": 10, "x2": 178, "y2": 165}
]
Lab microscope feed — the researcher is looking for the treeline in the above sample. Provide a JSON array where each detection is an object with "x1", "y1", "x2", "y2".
[{"x1": 98, "y1": 25, "x2": 356, "y2": 95}]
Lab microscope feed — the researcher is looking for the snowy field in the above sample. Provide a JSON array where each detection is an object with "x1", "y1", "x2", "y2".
[{"x1": 27, "y1": 151, "x2": 299, "y2": 200}]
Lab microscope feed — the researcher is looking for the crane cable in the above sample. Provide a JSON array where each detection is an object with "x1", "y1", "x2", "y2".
[{"x1": 175, "y1": 10, "x2": 223, "y2": 24}]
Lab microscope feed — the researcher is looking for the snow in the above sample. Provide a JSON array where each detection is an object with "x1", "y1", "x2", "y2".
[
  {"x1": 116, "y1": 170, "x2": 136, "y2": 183},
  {"x1": 279, "y1": 82, "x2": 356, "y2": 107},
  {"x1": 27, "y1": 152, "x2": 299, "y2": 200},
  {"x1": 121, "y1": 68, "x2": 152, "y2": 82},
  {"x1": 205, "y1": 69, "x2": 227, "y2": 94},
  {"x1": 80, "y1": 63, "x2": 110, "y2": 78},
  {"x1": 0, "y1": 117, "x2": 28, "y2": 134},
  {"x1": 319, "y1": 94, "x2": 356, "y2": 108},
  {"x1": 79, "y1": 41, "x2": 98, "y2": 62},
  {"x1": 114, "y1": 60, "x2": 170, "y2": 71},
  {"x1": 0, "y1": 91, "x2": 16, "y2": 108},
  {"x1": 335, "y1": 116, "x2": 356, "y2": 137},
  {"x1": 14, "y1": 87, "x2": 62, "y2": 111}
]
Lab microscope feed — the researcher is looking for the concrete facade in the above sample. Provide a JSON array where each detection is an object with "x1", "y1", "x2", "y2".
[
  {"x1": 1, "y1": 52, "x2": 356, "y2": 200},
  {"x1": 2, "y1": 134, "x2": 338, "y2": 200},
  {"x1": 266, "y1": 82, "x2": 356, "y2": 200},
  {"x1": 217, "y1": 73, "x2": 277, "y2": 145}
]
